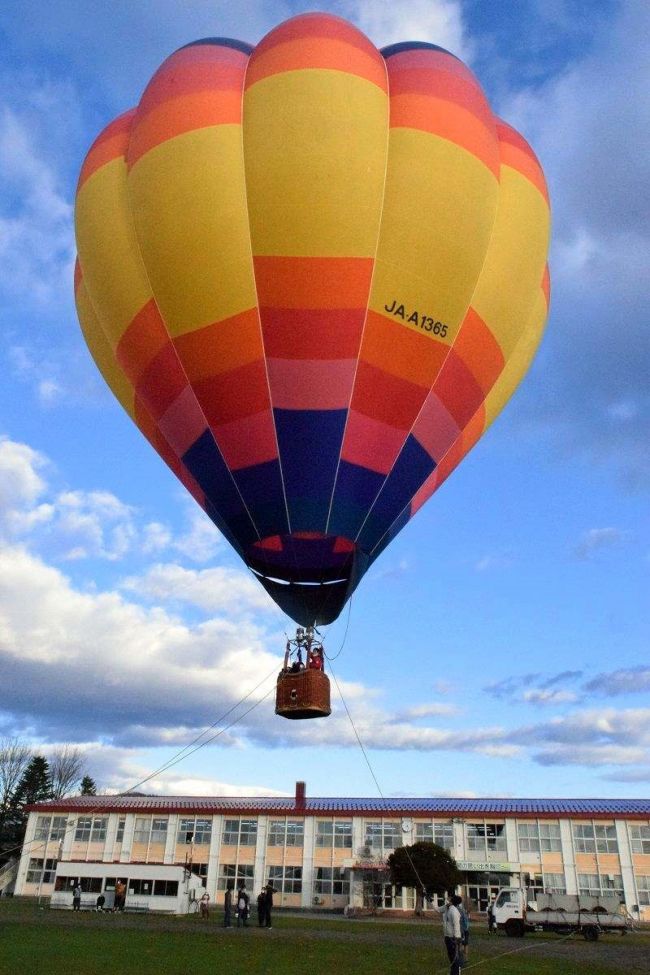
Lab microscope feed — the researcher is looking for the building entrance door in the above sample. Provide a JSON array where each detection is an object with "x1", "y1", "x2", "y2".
[{"x1": 467, "y1": 884, "x2": 501, "y2": 912}]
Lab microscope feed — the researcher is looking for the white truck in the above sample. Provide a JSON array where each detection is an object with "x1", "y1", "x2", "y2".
[{"x1": 492, "y1": 888, "x2": 630, "y2": 941}]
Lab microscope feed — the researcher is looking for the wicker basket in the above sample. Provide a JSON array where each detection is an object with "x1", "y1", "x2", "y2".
[{"x1": 275, "y1": 669, "x2": 331, "y2": 720}]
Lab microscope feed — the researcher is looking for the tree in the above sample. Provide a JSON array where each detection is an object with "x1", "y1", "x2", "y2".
[
  {"x1": 388, "y1": 842, "x2": 462, "y2": 913},
  {"x1": 0, "y1": 737, "x2": 32, "y2": 850},
  {"x1": 2, "y1": 756, "x2": 53, "y2": 856},
  {"x1": 79, "y1": 775, "x2": 97, "y2": 796},
  {"x1": 50, "y1": 746, "x2": 86, "y2": 799}
]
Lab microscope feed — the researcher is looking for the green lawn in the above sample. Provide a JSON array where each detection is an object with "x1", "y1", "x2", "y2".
[{"x1": 1, "y1": 899, "x2": 647, "y2": 975}]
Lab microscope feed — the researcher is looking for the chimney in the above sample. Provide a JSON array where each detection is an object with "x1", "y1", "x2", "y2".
[{"x1": 295, "y1": 781, "x2": 306, "y2": 809}]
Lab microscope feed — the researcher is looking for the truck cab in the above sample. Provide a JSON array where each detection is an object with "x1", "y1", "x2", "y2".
[{"x1": 493, "y1": 888, "x2": 527, "y2": 936}]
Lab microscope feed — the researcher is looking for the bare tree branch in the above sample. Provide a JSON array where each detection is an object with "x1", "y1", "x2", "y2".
[
  {"x1": 50, "y1": 745, "x2": 86, "y2": 799},
  {"x1": 0, "y1": 737, "x2": 32, "y2": 812}
]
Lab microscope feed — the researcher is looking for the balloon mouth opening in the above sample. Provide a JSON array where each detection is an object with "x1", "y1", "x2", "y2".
[{"x1": 247, "y1": 532, "x2": 357, "y2": 586}]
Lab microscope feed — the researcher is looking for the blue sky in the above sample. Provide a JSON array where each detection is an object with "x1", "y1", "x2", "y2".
[{"x1": 1, "y1": 0, "x2": 649, "y2": 801}]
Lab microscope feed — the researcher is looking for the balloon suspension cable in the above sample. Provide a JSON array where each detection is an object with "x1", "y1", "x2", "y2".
[
  {"x1": 6, "y1": 664, "x2": 279, "y2": 865},
  {"x1": 323, "y1": 594, "x2": 353, "y2": 662},
  {"x1": 327, "y1": 660, "x2": 427, "y2": 895}
]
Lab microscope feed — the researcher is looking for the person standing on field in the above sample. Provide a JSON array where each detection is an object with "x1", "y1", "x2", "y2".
[
  {"x1": 236, "y1": 884, "x2": 249, "y2": 927},
  {"x1": 442, "y1": 893, "x2": 463, "y2": 975},
  {"x1": 262, "y1": 883, "x2": 277, "y2": 928},
  {"x1": 223, "y1": 882, "x2": 233, "y2": 927}
]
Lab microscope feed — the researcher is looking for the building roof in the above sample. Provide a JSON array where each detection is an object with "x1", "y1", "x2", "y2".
[{"x1": 27, "y1": 790, "x2": 650, "y2": 820}]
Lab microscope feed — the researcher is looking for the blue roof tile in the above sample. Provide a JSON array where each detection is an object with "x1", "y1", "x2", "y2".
[{"x1": 27, "y1": 794, "x2": 650, "y2": 818}]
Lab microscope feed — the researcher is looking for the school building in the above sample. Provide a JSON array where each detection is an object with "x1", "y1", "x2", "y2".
[{"x1": 14, "y1": 782, "x2": 650, "y2": 918}]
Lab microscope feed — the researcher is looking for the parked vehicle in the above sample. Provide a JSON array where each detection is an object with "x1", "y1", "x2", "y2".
[{"x1": 492, "y1": 888, "x2": 630, "y2": 941}]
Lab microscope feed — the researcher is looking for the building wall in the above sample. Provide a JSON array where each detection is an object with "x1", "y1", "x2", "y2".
[{"x1": 15, "y1": 809, "x2": 650, "y2": 920}]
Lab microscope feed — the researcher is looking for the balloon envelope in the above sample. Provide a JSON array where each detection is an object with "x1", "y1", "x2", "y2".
[{"x1": 75, "y1": 13, "x2": 551, "y2": 625}]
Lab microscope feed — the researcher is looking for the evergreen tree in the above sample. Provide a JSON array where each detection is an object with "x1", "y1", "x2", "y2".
[
  {"x1": 79, "y1": 775, "x2": 97, "y2": 796},
  {"x1": 2, "y1": 756, "x2": 53, "y2": 854}
]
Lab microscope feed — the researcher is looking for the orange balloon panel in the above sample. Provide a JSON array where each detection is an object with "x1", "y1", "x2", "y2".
[{"x1": 74, "y1": 13, "x2": 551, "y2": 625}]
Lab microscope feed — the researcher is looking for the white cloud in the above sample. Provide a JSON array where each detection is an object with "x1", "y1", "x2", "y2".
[
  {"x1": 53, "y1": 490, "x2": 136, "y2": 561},
  {"x1": 499, "y1": 1, "x2": 650, "y2": 485},
  {"x1": 522, "y1": 689, "x2": 577, "y2": 706},
  {"x1": 0, "y1": 103, "x2": 74, "y2": 305},
  {"x1": 573, "y1": 527, "x2": 631, "y2": 560},
  {"x1": 0, "y1": 436, "x2": 48, "y2": 514},
  {"x1": 348, "y1": 0, "x2": 470, "y2": 59},
  {"x1": 170, "y1": 507, "x2": 223, "y2": 564},
  {"x1": 392, "y1": 702, "x2": 458, "y2": 721},
  {"x1": 584, "y1": 666, "x2": 650, "y2": 697},
  {"x1": 121, "y1": 562, "x2": 278, "y2": 617},
  {"x1": 521, "y1": 707, "x2": 650, "y2": 767}
]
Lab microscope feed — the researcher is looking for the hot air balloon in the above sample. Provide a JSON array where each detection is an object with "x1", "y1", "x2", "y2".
[{"x1": 74, "y1": 13, "x2": 551, "y2": 719}]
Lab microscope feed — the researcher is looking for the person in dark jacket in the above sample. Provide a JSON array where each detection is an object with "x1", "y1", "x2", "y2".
[
  {"x1": 236, "y1": 885, "x2": 250, "y2": 927},
  {"x1": 257, "y1": 889, "x2": 266, "y2": 926},
  {"x1": 262, "y1": 883, "x2": 277, "y2": 928},
  {"x1": 223, "y1": 883, "x2": 233, "y2": 927}
]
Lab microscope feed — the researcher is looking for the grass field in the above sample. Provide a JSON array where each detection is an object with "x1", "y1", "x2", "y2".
[{"x1": 1, "y1": 898, "x2": 648, "y2": 975}]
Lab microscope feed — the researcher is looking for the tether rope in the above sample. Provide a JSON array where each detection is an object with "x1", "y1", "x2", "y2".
[{"x1": 5, "y1": 665, "x2": 279, "y2": 864}]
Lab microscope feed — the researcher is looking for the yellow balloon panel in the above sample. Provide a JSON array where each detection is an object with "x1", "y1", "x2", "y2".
[
  {"x1": 75, "y1": 158, "x2": 150, "y2": 347},
  {"x1": 243, "y1": 70, "x2": 389, "y2": 258},
  {"x1": 127, "y1": 126, "x2": 258, "y2": 337}
]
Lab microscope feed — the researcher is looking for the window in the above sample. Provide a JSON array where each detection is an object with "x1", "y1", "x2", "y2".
[
  {"x1": 76, "y1": 816, "x2": 107, "y2": 843},
  {"x1": 116, "y1": 817, "x2": 126, "y2": 843},
  {"x1": 578, "y1": 873, "x2": 600, "y2": 895},
  {"x1": 577, "y1": 873, "x2": 623, "y2": 899},
  {"x1": 79, "y1": 877, "x2": 102, "y2": 893},
  {"x1": 75, "y1": 817, "x2": 92, "y2": 842},
  {"x1": 543, "y1": 873, "x2": 567, "y2": 894},
  {"x1": 177, "y1": 817, "x2": 212, "y2": 845},
  {"x1": 50, "y1": 817, "x2": 67, "y2": 842},
  {"x1": 268, "y1": 820, "x2": 304, "y2": 847},
  {"x1": 365, "y1": 821, "x2": 401, "y2": 851},
  {"x1": 134, "y1": 817, "x2": 169, "y2": 845},
  {"x1": 90, "y1": 817, "x2": 108, "y2": 842},
  {"x1": 518, "y1": 822, "x2": 561, "y2": 854},
  {"x1": 573, "y1": 824, "x2": 596, "y2": 853},
  {"x1": 26, "y1": 858, "x2": 57, "y2": 884},
  {"x1": 217, "y1": 863, "x2": 255, "y2": 891},
  {"x1": 415, "y1": 822, "x2": 454, "y2": 849},
  {"x1": 630, "y1": 826, "x2": 650, "y2": 855},
  {"x1": 268, "y1": 865, "x2": 302, "y2": 894},
  {"x1": 594, "y1": 825, "x2": 618, "y2": 854},
  {"x1": 518, "y1": 823, "x2": 539, "y2": 853},
  {"x1": 315, "y1": 867, "x2": 349, "y2": 896},
  {"x1": 315, "y1": 820, "x2": 352, "y2": 848},
  {"x1": 151, "y1": 818, "x2": 168, "y2": 844},
  {"x1": 314, "y1": 867, "x2": 349, "y2": 897},
  {"x1": 495, "y1": 890, "x2": 519, "y2": 906},
  {"x1": 134, "y1": 818, "x2": 151, "y2": 844},
  {"x1": 467, "y1": 823, "x2": 506, "y2": 853},
  {"x1": 222, "y1": 819, "x2": 256, "y2": 846},
  {"x1": 191, "y1": 863, "x2": 209, "y2": 887},
  {"x1": 153, "y1": 880, "x2": 179, "y2": 897},
  {"x1": 637, "y1": 876, "x2": 650, "y2": 906},
  {"x1": 539, "y1": 823, "x2": 562, "y2": 852},
  {"x1": 194, "y1": 819, "x2": 212, "y2": 845},
  {"x1": 128, "y1": 878, "x2": 153, "y2": 896},
  {"x1": 573, "y1": 823, "x2": 617, "y2": 854},
  {"x1": 55, "y1": 876, "x2": 75, "y2": 892},
  {"x1": 34, "y1": 817, "x2": 51, "y2": 842},
  {"x1": 601, "y1": 874, "x2": 624, "y2": 900}
]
